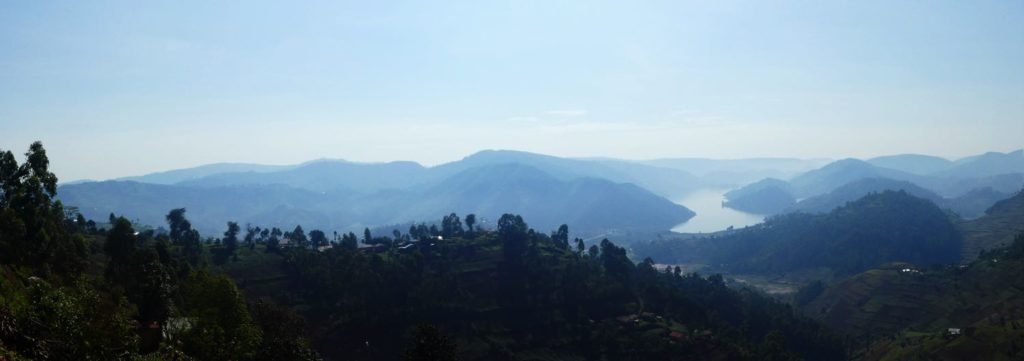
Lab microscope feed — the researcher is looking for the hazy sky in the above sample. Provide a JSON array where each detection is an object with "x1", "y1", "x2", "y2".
[{"x1": 1, "y1": 1, "x2": 1022, "y2": 181}]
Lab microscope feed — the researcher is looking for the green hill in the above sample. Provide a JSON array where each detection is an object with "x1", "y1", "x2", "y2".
[
  {"x1": 803, "y1": 233, "x2": 1024, "y2": 360},
  {"x1": 958, "y1": 190, "x2": 1024, "y2": 260},
  {"x1": 635, "y1": 191, "x2": 962, "y2": 278}
]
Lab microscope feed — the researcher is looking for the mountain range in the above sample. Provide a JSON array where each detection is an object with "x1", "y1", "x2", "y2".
[
  {"x1": 58, "y1": 150, "x2": 703, "y2": 236},
  {"x1": 724, "y1": 150, "x2": 1024, "y2": 219},
  {"x1": 58, "y1": 149, "x2": 1023, "y2": 239}
]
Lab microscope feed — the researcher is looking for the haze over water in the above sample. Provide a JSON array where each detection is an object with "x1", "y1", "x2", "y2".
[{"x1": 671, "y1": 188, "x2": 765, "y2": 233}]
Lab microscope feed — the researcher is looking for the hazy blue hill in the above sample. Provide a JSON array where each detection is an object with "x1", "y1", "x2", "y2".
[
  {"x1": 56, "y1": 181, "x2": 345, "y2": 234},
  {"x1": 117, "y1": 162, "x2": 296, "y2": 184},
  {"x1": 788, "y1": 158, "x2": 923, "y2": 198},
  {"x1": 944, "y1": 186, "x2": 1012, "y2": 219},
  {"x1": 938, "y1": 149, "x2": 1024, "y2": 178},
  {"x1": 723, "y1": 186, "x2": 795, "y2": 215},
  {"x1": 635, "y1": 191, "x2": 962, "y2": 277},
  {"x1": 724, "y1": 177, "x2": 794, "y2": 199},
  {"x1": 392, "y1": 163, "x2": 695, "y2": 235},
  {"x1": 722, "y1": 178, "x2": 795, "y2": 214},
  {"x1": 179, "y1": 159, "x2": 428, "y2": 193},
  {"x1": 643, "y1": 157, "x2": 829, "y2": 186},
  {"x1": 918, "y1": 172, "x2": 1024, "y2": 198},
  {"x1": 643, "y1": 157, "x2": 828, "y2": 176},
  {"x1": 157, "y1": 150, "x2": 701, "y2": 199},
  {"x1": 427, "y1": 150, "x2": 701, "y2": 198},
  {"x1": 789, "y1": 178, "x2": 944, "y2": 214},
  {"x1": 867, "y1": 153, "x2": 953, "y2": 175},
  {"x1": 58, "y1": 163, "x2": 694, "y2": 237},
  {"x1": 585, "y1": 158, "x2": 704, "y2": 198}
]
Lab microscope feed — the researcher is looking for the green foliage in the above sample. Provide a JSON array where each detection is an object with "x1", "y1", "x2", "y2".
[
  {"x1": 276, "y1": 214, "x2": 844, "y2": 360},
  {"x1": 441, "y1": 213, "x2": 464, "y2": 238},
  {"x1": 0, "y1": 143, "x2": 321, "y2": 360},
  {"x1": 0, "y1": 142, "x2": 87, "y2": 277},
  {"x1": 249, "y1": 300, "x2": 322, "y2": 361},
  {"x1": 1, "y1": 278, "x2": 138, "y2": 360},
  {"x1": 176, "y1": 270, "x2": 262, "y2": 360}
]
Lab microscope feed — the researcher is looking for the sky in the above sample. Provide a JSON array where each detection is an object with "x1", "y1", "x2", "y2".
[{"x1": 1, "y1": 0, "x2": 1022, "y2": 181}]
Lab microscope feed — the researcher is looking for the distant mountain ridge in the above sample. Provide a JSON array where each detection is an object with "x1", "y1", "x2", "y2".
[
  {"x1": 722, "y1": 150, "x2": 1024, "y2": 220},
  {"x1": 116, "y1": 162, "x2": 298, "y2": 184},
  {"x1": 58, "y1": 159, "x2": 695, "y2": 237}
]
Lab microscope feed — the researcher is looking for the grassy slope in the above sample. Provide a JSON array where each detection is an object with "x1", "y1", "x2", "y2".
[
  {"x1": 805, "y1": 245, "x2": 1024, "y2": 360},
  {"x1": 958, "y1": 190, "x2": 1024, "y2": 261}
]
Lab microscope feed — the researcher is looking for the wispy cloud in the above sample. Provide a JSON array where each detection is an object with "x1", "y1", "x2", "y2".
[
  {"x1": 506, "y1": 116, "x2": 541, "y2": 122},
  {"x1": 543, "y1": 109, "x2": 588, "y2": 117}
]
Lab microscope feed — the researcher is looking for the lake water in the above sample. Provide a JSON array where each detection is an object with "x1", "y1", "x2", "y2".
[{"x1": 671, "y1": 188, "x2": 766, "y2": 233}]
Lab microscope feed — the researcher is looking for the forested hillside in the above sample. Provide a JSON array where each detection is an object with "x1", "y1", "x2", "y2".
[
  {"x1": 804, "y1": 233, "x2": 1024, "y2": 360},
  {"x1": 635, "y1": 191, "x2": 963, "y2": 278},
  {"x1": 1, "y1": 142, "x2": 843, "y2": 360}
]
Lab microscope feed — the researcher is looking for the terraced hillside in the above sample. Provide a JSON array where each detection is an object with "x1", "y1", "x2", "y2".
[
  {"x1": 804, "y1": 234, "x2": 1024, "y2": 360},
  {"x1": 958, "y1": 190, "x2": 1024, "y2": 260}
]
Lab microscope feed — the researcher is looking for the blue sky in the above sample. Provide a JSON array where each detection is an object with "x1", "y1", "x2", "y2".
[{"x1": 1, "y1": 0, "x2": 1022, "y2": 181}]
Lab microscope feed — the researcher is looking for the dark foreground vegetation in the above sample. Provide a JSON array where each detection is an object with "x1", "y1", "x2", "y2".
[{"x1": 1, "y1": 143, "x2": 843, "y2": 360}]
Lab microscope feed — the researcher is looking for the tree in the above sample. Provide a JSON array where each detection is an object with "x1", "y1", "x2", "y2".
[
  {"x1": 166, "y1": 208, "x2": 192, "y2": 245},
  {"x1": 498, "y1": 214, "x2": 529, "y2": 267},
  {"x1": 291, "y1": 225, "x2": 308, "y2": 248},
  {"x1": 249, "y1": 300, "x2": 322, "y2": 360},
  {"x1": 0, "y1": 142, "x2": 85, "y2": 274},
  {"x1": 244, "y1": 224, "x2": 258, "y2": 246},
  {"x1": 340, "y1": 232, "x2": 358, "y2": 250},
  {"x1": 104, "y1": 216, "x2": 137, "y2": 283},
  {"x1": 552, "y1": 224, "x2": 569, "y2": 250},
  {"x1": 363, "y1": 227, "x2": 373, "y2": 244},
  {"x1": 464, "y1": 214, "x2": 477, "y2": 233},
  {"x1": 309, "y1": 229, "x2": 327, "y2": 249},
  {"x1": 441, "y1": 213, "x2": 463, "y2": 238},
  {"x1": 223, "y1": 221, "x2": 241, "y2": 253},
  {"x1": 177, "y1": 270, "x2": 262, "y2": 360}
]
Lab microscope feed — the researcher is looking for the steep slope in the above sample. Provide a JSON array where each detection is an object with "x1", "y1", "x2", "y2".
[
  {"x1": 804, "y1": 234, "x2": 1024, "y2": 360},
  {"x1": 958, "y1": 190, "x2": 1024, "y2": 260},
  {"x1": 867, "y1": 154, "x2": 953, "y2": 175}
]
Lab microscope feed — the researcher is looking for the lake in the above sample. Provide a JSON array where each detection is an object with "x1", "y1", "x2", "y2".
[{"x1": 671, "y1": 188, "x2": 765, "y2": 233}]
